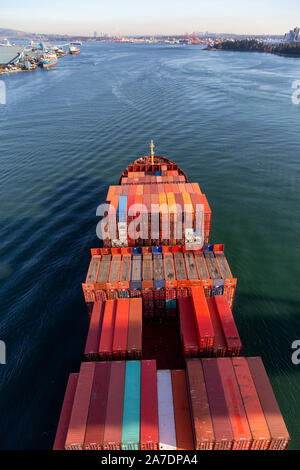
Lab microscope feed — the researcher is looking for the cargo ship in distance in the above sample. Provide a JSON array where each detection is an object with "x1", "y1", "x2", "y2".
[
  {"x1": 69, "y1": 46, "x2": 80, "y2": 55},
  {"x1": 41, "y1": 52, "x2": 58, "y2": 68},
  {"x1": 53, "y1": 143, "x2": 290, "y2": 451}
]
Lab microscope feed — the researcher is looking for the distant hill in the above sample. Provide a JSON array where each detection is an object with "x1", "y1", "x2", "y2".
[{"x1": 0, "y1": 27, "x2": 29, "y2": 37}]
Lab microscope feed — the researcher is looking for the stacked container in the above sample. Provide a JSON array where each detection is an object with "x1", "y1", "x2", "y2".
[
  {"x1": 84, "y1": 298, "x2": 142, "y2": 361},
  {"x1": 82, "y1": 244, "x2": 237, "y2": 316}
]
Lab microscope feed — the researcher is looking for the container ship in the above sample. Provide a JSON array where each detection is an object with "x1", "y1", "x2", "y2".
[{"x1": 53, "y1": 142, "x2": 290, "y2": 451}]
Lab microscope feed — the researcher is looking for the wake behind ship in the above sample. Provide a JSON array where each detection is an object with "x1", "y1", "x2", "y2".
[{"x1": 52, "y1": 144, "x2": 290, "y2": 451}]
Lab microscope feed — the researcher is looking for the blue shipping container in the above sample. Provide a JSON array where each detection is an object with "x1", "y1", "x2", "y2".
[
  {"x1": 122, "y1": 361, "x2": 141, "y2": 449},
  {"x1": 117, "y1": 195, "x2": 127, "y2": 223}
]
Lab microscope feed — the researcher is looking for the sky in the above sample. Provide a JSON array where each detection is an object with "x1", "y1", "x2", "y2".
[{"x1": 1, "y1": 0, "x2": 300, "y2": 36}]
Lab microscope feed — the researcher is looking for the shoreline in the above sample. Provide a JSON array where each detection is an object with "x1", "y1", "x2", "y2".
[
  {"x1": 206, "y1": 47, "x2": 300, "y2": 59},
  {"x1": 0, "y1": 51, "x2": 68, "y2": 76}
]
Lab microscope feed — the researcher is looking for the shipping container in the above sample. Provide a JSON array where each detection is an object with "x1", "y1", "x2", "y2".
[
  {"x1": 214, "y1": 295, "x2": 242, "y2": 356},
  {"x1": 215, "y1": 251, "x2": 233, "y2": 279},
  {"x1": 194, "y1": 252, "x2": 209, "y2": 279},
  {"x1": 159, "y1": 192, "x2": 169, "y2": 245},
  {"x1": 232, "y1": 357, "x2": 271, "y2": 450},
  {"x1": 84, "y1": 301, "x2": 104, "y2": 360},
  {"x1": 142, "y1": 252, "x2": 154, "y2": 317},
  {"x1": 84, "y1": 362, "x2": 111, "y2": 450},
  {"x1": 96, "y1": 254, "x2": 111, "y2": 291},
  {"x1": 191, "y1": 286, "x2": 214, "y2": 354},
  {"x1": 127, "y1": 297, "x2": 143, "y2": 358},
  {"x1": 153, "y1": 253, "x2": 165, "y2": 292},
  {"x1": 217, "y1": 358, "x2": 252, "y2": 450},
  {"x1": 122, "y1": 361, "x2": 141, "y2": 450},
  {"x1": 106, "y1": 253, "x2": 121, "y2": 299},
  {"x1": 103, "y1": 361, "x2": 126, "y2": 450},
  {"x1": 186, "y1": 359, "x2": 215, "y2": 449},
  {"x1": 184, "y1": 252, "x2": 200, "y2": 282},
  {"x1": 206, "y1": 298, "x2": 227, "y2": 357},
  {"x1": 178, "y1": 297, "x2": 199, "y2": 357},
  {"x1": 247, "y1": 357, "x2": 290, "y2": 450},
  {"x1": 112, "y1": 298, "x2": 130, "y2": 358},
  {"x1": 202, "y1": 358, "x2": 234, "y2": 450},
  {"x1": 65, "y1": 362, "x2": 95, "y2": 450},
  {"x1": 204, "y1": 250, "x2": 221, "y2": 279},
  {"x1": 140, "y1": 360, "x2": 159, "y2": 450},
  {"x1": 130, "y1": 252, "x2": 142, "y2": 296},
  {"x1": 157, "y1": 370, "x2": 177, "y2": 450},
  {"x1": 171, "y1": 370, "x2": 194, "y2": 450},
  {"x1": 118, "y1": 252, "x2": 131, "y2": 297},
  {"x1": 53, "y1": 374, "x2": 78, "y2": 450},
  {"x1": 98, "y1": 300, "x2": 116, "y2": 360}
]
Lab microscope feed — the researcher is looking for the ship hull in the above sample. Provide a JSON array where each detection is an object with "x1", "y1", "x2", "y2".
[{"x1": 41, "y1": 60, "x2": 57, "y2": 68}]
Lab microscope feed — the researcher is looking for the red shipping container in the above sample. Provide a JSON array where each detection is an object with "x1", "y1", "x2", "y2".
[
  {"x1": 214, "y1": 295, "x2": 242, "y2": 356},
  {"x1": 178, "y1": 297, "x2": 199, "y2": 357},
  {"x1": 202, "y1": 358, "x2": 234, "y2": 450},
  {"x1": 98, "y1": 300, "x2": 117, "y2": 360},
  {"x1": 191, "y1": 286, "x2": 214, "y2": 354},
  {"x1": 65, "y1": 362, "x2": 95, "y2": 450},
  {"x1": 103, "y1": 361, "x2": 126, "y2": 450},
  {"x1": 171, "y1": 370, "x2": 194, "y2": 450},
  {"x1": 112, "y1": 298, "x2": 130, "y2": 358},
  {"x1": 84, "y1": 362, "x2": 111, "y2": 450},
  {"x1": 140, "y1": 360, "x2": 159, "y2": 450},
  {"x1": 84, "y1": 301, "x2": 104, "y2": 360},
  {"x1": 217, "y1": 358, "x2": 252, "y2": 450},
  {"x1": 127, "y1": 297, "x2": 143, "y2": 358},
  {"x1": 247, "y1": 357, "x2": 290, "y2": 450},
  {"x1": 232, "y1": 357, "x2": 271, "y2": 450},
  {"x1": 186, "y1": 359, "x2": 215, "y2": 449},
  {"x1": 206, "y1": 298, "x2": 227, "y2": 357},
  {"x1": 53, "y1": 374, "x2": 78, "y2": 450}
]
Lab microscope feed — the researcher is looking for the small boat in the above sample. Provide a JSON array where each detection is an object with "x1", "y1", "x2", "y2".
[
  {"x1": 69, "y1": 46, "x2": 80, "y2": 55},
  {"x1": 41, "y1": 52, "x2": 58, "y2": 68}
]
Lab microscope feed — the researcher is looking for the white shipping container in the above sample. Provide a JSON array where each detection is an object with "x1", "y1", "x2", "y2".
[{"x1": 157, "y1": 370, "x2": 177, "y2": 450}]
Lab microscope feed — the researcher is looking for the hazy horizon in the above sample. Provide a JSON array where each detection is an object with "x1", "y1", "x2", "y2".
[{"x1": 1, "y1": 0, "x2": 300, "y2": 36}]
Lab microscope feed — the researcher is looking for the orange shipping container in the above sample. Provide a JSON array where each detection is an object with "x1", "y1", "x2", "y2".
[
  {"x1": 65, "y1": 362, "x2": 95, "y2": 450},
  {"x1": 232, "y1": 357, "x2": 271, "y2": 450},
  {"x1": 191, "y1": 286, "x2": 214, "y2": 353},
  {"x1": 127, "y1": 297, "x2": 143, "y2": 358},
  {"x1": 112, "y1": 299, "x2": 130, "y2": 358},
  {"x1": 171, "y1": 370, "x2": 194, "y2": 450},
  {"x1": 99, "y1": 300, "x2": 117, "y2": 360}
]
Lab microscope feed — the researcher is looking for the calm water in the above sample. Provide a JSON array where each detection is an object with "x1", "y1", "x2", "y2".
[{"x1": 0, "y1": 43, "x2": 299, "y2": 449}]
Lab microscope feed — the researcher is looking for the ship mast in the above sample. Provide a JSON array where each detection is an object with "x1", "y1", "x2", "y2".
[{"x1": 150, "y1": 140, "x2": 155, "y2": 165}]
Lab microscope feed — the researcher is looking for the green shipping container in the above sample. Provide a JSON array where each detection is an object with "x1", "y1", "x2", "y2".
[{"x1": 121, "y1": 361, "x2": 141, "y2": 450}]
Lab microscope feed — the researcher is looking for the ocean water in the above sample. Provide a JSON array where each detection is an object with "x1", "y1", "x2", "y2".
[{"x1": 0, "y1": 42, "x2": 299, "y2": 449}]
